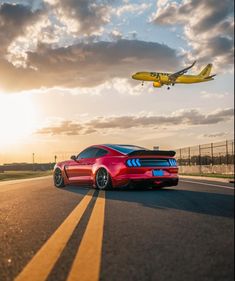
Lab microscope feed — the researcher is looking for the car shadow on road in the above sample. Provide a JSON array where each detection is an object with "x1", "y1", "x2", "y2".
[
  {"x1": 105, "y1": 188, "x2": 234, "y2": 218},
  {"x1": 61, "y1": 185, "x2": 234, "y2": 218},
  {"x1": 63, "y1": 185, "x2": 91, "y2": 194}
]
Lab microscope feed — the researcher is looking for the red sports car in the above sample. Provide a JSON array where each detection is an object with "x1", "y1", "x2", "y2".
[{"x1": 53, "y1": 144, "x2": 179, "y2": 190}]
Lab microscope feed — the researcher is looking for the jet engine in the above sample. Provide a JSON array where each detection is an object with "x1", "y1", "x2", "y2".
[{"x1": 153, "y1": 81, "x2": 162, "y2": 88}]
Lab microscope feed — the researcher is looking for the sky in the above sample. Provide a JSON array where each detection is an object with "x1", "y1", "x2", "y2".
[{"x1": 0, "y1": 0, "x2": 234, "y2": 163}]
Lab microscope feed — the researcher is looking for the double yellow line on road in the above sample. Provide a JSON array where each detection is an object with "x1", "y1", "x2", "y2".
[{"x1": 14, "y1": 190, "x2": 105, "y2": 281}]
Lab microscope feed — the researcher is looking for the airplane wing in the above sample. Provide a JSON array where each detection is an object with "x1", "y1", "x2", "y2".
[{"x1": 168, "y1": 61, "x2": 196, "y2": 82}]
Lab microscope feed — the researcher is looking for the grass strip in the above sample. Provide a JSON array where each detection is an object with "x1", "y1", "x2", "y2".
[
  {"x1": 0, "y1": 170, "x2": 52, "y2": 181},
  {"x1": 180, "y1": 173, "x2": 234, "y2": 179}
]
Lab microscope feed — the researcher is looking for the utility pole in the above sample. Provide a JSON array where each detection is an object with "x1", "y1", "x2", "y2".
[
  {"x1": 211, "y1": 143, "x2": 214, "y2": 166},
  {"x1": 188, "y1": 147, "x2": 191, "y2": 166},
  {"x1": 226, "y1": 140, "x2": 229, "y2": 165},
  {"x1": 199, "y1": 145, "x2": 202, "y2": 174},
  {"x1": 32, "y1": 153, "x2": 35, "y2": 171},
  {"x1": 179, "y1": 148, "x2": 182, "y2": 166},
  {"x1": 54, "y1": 155, "x2": 57, "y2": 163}
]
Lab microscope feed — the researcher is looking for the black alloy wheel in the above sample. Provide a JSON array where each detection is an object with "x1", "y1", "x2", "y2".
[
  {"x1": 54, "y1": 168, "x2": 65, "y2": 188},
  {"x1": 95, "y1": 168, "x2": 111, "y2": 190}
]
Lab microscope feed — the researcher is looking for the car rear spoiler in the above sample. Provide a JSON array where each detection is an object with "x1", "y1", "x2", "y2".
[{"x1": 128, "y1": 150, "x2": 176, "y2": 157}]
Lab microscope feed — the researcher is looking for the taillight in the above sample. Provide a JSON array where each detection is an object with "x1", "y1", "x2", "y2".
[
  {"x1": 169, "y1": 159, "x2": 177, "y2": 166},
  {"x1": 126, "y1": 159, "x2": 141, "y2": 167},
  {"x1": 168, "y1": 168, "x2": 178, "y2": 173}
]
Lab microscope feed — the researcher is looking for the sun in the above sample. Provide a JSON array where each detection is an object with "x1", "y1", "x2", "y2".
[{"x1": 0, "y1": 93, "x2": 39, "y2": 148}]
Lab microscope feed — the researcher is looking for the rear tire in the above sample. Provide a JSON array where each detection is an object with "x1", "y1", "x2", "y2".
[
  {"x1": 95, "y1": 168, "x2": 112, "y2": 190},
  {"x1": 54, "y1": 168, "x2": 65, "y2": 188}
]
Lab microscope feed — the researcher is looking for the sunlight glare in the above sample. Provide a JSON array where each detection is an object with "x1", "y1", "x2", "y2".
[{"x1": 0, "y1": 93, "x2": 39, "y2": 148}]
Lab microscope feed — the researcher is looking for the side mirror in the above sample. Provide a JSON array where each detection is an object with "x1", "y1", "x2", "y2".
[{"x1": 70, "y1": 155, "x2": 77, "y2": 161}]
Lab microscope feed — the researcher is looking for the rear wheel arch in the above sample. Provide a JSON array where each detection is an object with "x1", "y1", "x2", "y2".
[{"x1": 94, "y1": 167, "x2": 112, "y2": 190}]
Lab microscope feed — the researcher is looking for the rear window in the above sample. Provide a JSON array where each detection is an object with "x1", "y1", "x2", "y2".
[{"x1": 106, "y1": 144, "x2": 148, "y2": 154}]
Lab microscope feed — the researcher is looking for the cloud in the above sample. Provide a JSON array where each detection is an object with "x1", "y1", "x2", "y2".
[
  {"x1": 36, "y1": 108, "x2": 234, "y2": 136},
  {"x1": 203, "y1": 132, "x2": 228, "y2": 138},
  {"x1": 200, "y1": 91, "x2": 229, "y2": 99},
  {"x1": 0, "y1": 3, "x2": 43, "y2": 53},
  {"x1": 109, "y1": 30, "x2": 123, "y2": 41},
  {"x1": 37, "y1": 120, "x2": 83, "y2": 136},
  {"x1": 0, "y1": 1, "x2": 115, "y2": 69},
  {"x1": 113, "y1": 3, "x2": 151, "y2": 17},
  {"x1": 151, "y1": 0, "x2": 234, "y2": 71},
  {"x1": 46, "y1": 0, "x2": 113, "y2": 36},
  {"x1": 0, "y1": 39, "x2": 179, "y2": 92}
]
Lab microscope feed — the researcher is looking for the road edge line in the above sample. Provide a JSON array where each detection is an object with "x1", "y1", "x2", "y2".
[
  {"x1": 180, "y1": 180, "x2": 235, "y2": 190},
  {"x1": 0, "y1": 176, "x2": 51, "y2": 186}
]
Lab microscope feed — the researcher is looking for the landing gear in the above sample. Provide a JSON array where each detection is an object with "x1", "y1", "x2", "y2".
[
  {"x1": 167, "y1": 83, "x2": 175, "y2": 90},
  {"x1": 141, "y1": 81, "x2": 144, "y2": 86}
]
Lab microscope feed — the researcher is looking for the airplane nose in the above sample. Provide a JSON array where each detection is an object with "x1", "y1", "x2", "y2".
[{"x1": 132, "y1": 74, "x2": 137, "y2": 79}]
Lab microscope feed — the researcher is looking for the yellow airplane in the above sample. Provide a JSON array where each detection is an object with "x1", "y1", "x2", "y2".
[{"x1": 132, "y1": 61, "x2": 216, "y2": 90}]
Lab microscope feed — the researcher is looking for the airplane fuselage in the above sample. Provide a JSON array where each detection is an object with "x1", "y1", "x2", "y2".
[{"x1": 132, "y1": 72, "x2": 214, "y2": 85}]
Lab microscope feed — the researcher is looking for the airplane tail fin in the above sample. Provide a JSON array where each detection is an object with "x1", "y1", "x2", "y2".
[{"x1": 199, "y1": 63, "x2": 213, "y2": 77}]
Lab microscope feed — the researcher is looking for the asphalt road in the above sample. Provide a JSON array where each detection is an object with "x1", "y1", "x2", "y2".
[{"x1": 0, "y1": 177, "x2": 234, "y2": 281}]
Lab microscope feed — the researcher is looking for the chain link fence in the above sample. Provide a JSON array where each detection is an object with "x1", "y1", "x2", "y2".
[
  {"x1": 175, "y1": 140, "x2": 234, "y2": 166},
  {"x1": 175, "y1": 140, "x2": 234, "y2": 175}
]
